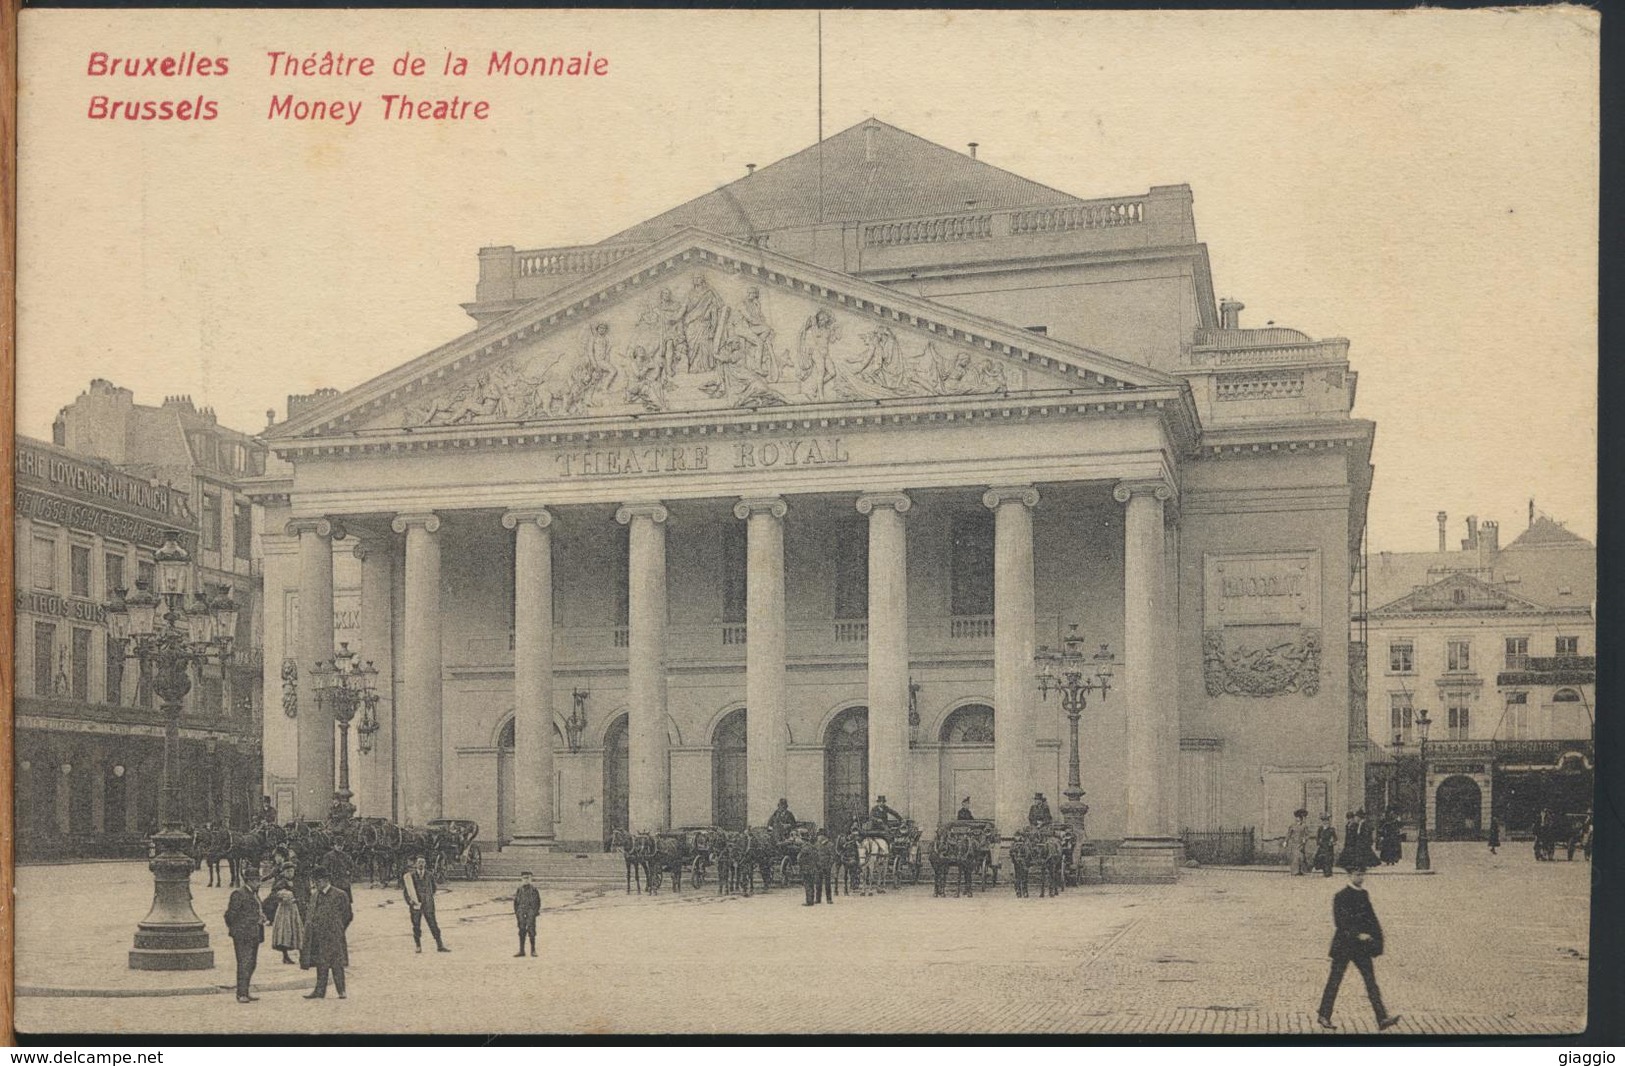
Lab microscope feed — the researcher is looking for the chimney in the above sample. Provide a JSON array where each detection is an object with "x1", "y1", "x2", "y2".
[
  {"x1": 1480, "y1": 519, "x2": 1499, "y2": 552},
  {"x1": 745, "y1": 163, "x2": 755, "y2": 175},
  {"x1": 863, "y1": 119, "x2": 881, "y2": 163},
  {"x1": 967, "y1": 142, "x2": 979, "y2": 160},
  {"x1": 1461, "y1": 515, "x2": 1478, "y2": 552},
  {"x1": 1529, "y1": 498, "x2": 1535, "y2": 529},
  {"x1": 1436, "y1": 511, "x2": 1448, "y2": 552},
  {"x1": 1220, "y1": 298, "x2": 1245, "y2": 329}
]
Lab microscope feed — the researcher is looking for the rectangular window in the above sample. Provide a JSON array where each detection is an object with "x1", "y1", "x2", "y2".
[
  {"x1": 1505, "y1": 637, "x2": 1529, "y2": 670},
  {"x1": 233, "y1": 501, "x2": 253, "y2": 560},
  {"x1": 1447, "y1": 703, "x2": 1470, "y2": 740},
  {"x1": 70, "y1": 544, "x2": 91, "y2": 598},
  {"x1": 1447, "y1": 640, "x2": 1471, "y2": 672},
  {"x1": 1388, "y1": 692, "x2": 1414, "y2": 745},
  {"x1": 202, "y1": 493, "x2": 222, "y2": 551},
  {"x1": 105, "y1": 634, "x2": 124, "y2": 705},
  {"x1": 1506, "y1": 691, "x2": 1529, "y2": 740},
  {"x1": 33, "y1": 622, "x2": 57, "y2": 697},
  {"x1": 71, "y1": 628, "x2": 91, "y2": 702},
  {"x1": 196, "y1": 674, "x2": 224, "y2": 716},
  {"x1": 137, "y1": 559, "x2": 156, "y2": 593},
  {"x1": 1388, "y1": 641, "x2": 1413, "y2": 674},
  {"x1": 32, "y1": 536, "x2": 57, "y2": 590},
  {"x1": 833, "y1": 518, "x2": 869, "y2": 621},
  {"x1": 720, "y1": 520, "x2": 747, "y2": 625},
  {"x1": 1556, "y1": 636, "x2": 1579, "y2": 658},
  {"x1": 105, "y1": 553, "x2": 125, "y2": 597},
  {"x1": 950, "y1": 512, "x2": 995, "y2": 617}
]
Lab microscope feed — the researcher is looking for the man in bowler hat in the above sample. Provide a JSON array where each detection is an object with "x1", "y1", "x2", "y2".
[
  {"x1": 1316, "y1": 866, "x2": 1401, "y2": 1031},
  {"x1": 302, "y1": 869, "x2": 352, "y2": 1000},
  {"x1": 224, "y1": 866, "x2": 269, "y2": 1003}
]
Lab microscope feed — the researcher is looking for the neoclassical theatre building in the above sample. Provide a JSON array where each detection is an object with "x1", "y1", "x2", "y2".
[{"x1": 254, "y1": 120, "x2": 1374, "y2": 879}]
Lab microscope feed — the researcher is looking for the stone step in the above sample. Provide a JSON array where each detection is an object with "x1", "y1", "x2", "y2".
[{"x1": 479, "y1": 847, "x2": 627, "y2": 882}]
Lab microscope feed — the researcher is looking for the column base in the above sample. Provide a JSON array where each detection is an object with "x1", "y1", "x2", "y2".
[{"x1": 1105, "y1": 837, "x2": 1183, "y2": 884}]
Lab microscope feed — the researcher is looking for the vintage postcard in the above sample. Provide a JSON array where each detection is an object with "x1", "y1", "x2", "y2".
[{"x1": 11, "y1": 7, "x2": 1600, "y2": 1038}]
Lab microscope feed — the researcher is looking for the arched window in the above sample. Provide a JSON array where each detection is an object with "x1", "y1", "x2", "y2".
[
  {"x1": 940, "y1": 704, "x2": 995, "y2": 744},
  {"x1": 712, "y1": 709, "x2": 747, "y2": 830},
  {"x1": 824, "y1": 707, "x2": 868, "y2": 831},
  {"x1": 1553, "y1": 688, "x2": 1582, "y2": 703}
]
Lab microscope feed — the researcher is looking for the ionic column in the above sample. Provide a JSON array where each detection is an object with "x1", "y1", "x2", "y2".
[
  {"x1": 616, "y1": 502, "x2": 670, "y2": 830},
  {"x1": 287, "y1": 516, "x2": 342, "y2": 821},
  {"x1": 354, "y1": 538, "x2": 396, "y2": 819},
  {"x1": 1115, "y1": 479, "x2": 1175, "y2": 842},
  {"x1": 391, "y1": 512, "x2": 443, "y2": 826},
  {"x1": 857, "y1": 492, "x2": 912, "y2": 819},
  {"x1": 984, "y1": 486, "x2": 1039, "y2": 837},
  {"x1": 503, "y1": 508, "x2": 556, "y2": 848},
  {"x1": 735, "y1": 497, "x2": 788, "y2": 825},
  {"x1": 1159, "y1": 516, "x2": 1181, "y2": 837}
]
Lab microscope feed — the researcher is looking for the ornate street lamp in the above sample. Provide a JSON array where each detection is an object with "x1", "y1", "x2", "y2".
[
  {"x1": 106, "y1": 532, "x2": 238, "y2": 971},
  {"x1": 1415, "y1": 707, "x2": 1432, "y2": 872},
  {"x1": 311, "y1": 642, "x2": 380, "y2": 822},
  {"x1": 1034, "y1": 624, "x2": 1115, "y2": 836}
]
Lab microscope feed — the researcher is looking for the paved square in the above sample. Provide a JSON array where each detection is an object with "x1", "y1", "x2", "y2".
[{"x1": 16, "y1": 842, "x2": 1589, "y2": 1036}]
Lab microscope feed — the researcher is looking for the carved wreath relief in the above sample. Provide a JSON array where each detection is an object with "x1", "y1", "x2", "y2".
[
  {"x1": 404, "y1": 269, "x2": 1025, "y2": 427},
  {"x1": 1203, "y1": 628, "x2": 1322, "y2": 698}
]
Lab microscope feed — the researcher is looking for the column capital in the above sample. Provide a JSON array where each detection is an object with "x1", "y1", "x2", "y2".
[
  {"x1": 1112, "y1": 479, "x2": 1175, "y2": 505},
  {"x1": 501, "y1": 507, "x2": 554, "y2": 531},
  {"x1": 856, "y1": 492, "x2": 912, "y2": 516},
  {"x1": 285, "y1": 516, "x2": 345, "y2": 540},
  {"x1": 391, "y1": 511, "x2": 442, "y2": 535},
  {"x1": 982, "y1": 485, "x2": 1040, "y2": 511},
  {"x1": 733, "y1": 496, "x2": 788, "y2": 521},
  {"x1": 615, "y1": 502, "x2": 669, "y2": 525}
]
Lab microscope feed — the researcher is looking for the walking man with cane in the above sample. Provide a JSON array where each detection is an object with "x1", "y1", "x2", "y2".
[{"x1": 1316, "y1": 866, "x2": 1402, "y2": 1031}]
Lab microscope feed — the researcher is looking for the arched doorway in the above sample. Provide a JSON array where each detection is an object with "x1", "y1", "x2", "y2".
[
  {"x1": 1435, "y1": 775, "x2": 1483, "y2": 840},
  {"x1": 497, "y1": 718, "x2": 566, "y2": 847},
  {"x1": 824, "y1": 706, "x2": 868, "y2": 832},
  {"x1": 938, "y1": 703, "x2": 995, "y2": 824},
  {"x1": 603, "y1": 714, "x2": 630, "y2": 838},
  {"x1": 712, "y1": 709, "x2": 748, "y2": 830}
]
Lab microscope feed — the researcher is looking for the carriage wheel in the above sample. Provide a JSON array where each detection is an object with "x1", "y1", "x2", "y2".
[
  {"x1": 465, "y1": 844, "x2": 482, "y2": 880},
  {"x1": 692, "y1": 860, "x2": 705, "y2": 889}
]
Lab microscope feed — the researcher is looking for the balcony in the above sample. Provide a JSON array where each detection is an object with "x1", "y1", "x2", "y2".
[
  {"x1": 1497, "y1": 655, "x2": 1595, "y2": 687},
  {"x1": 468, "y1": 186, "x2": 1194, "y2": 316}
]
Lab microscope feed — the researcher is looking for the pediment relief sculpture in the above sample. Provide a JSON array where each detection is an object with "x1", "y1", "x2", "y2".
[{"x1": 396, "y1": 268, "x2": 1076, "y2": 428}]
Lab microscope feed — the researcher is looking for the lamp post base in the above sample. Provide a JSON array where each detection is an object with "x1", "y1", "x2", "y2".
[
  {"x1": 1414, "y1": 835, "x2": 1431, "y2": 872},
  {"x1": 128, "y1": 836, "x2": 214, "y2": 971}
]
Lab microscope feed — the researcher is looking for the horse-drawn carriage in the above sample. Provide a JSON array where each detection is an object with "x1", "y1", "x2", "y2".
[
  {"x1": 425, "y1": 818, "x2": 483, "y2": 880},
  {"x1": 928, "y1": 820, "x2": 999, "y2": 897},
  {"x1": 1010, "y1": 822, "x2": 1078, "y2": 897}
]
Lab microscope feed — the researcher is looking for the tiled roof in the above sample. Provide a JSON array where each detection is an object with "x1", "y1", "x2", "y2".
[
  {"x1": 603, "y1": 119, "x2": 1083, "y2": 244},
  {"x1": 1365, "y1": 539, "x2": 1594, "y2": 615},
  {"x1": 1505, "y1": 515, "x2": 1592, "y2": 550}
]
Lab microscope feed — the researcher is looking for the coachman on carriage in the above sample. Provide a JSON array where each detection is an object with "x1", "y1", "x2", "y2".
[
  {"x1": 425, "y1": 819, "x2": 483, "y2": 880},
  {"x1": 1010, "y1": 822, "x2": 1078, "y2": 897}
]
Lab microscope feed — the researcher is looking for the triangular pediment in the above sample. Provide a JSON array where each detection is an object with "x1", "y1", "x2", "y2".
[
  {"x1": 267, "y1": 229, "x2": 1174, "y2": 440},
  {"x1": 1370, "y1": 571, "x2": 1547, "y2": 616}
]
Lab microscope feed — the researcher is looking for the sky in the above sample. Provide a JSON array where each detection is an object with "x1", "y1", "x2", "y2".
[{"x1": 17, "y1": 8, "x2": 1598, "y2": 552}]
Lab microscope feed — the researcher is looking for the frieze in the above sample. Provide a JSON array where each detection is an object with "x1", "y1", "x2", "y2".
[
  {"x1": 1203, "y1": 627, "x2": 1322, "y2": 698},
  {"x1": 399, "y1": 268, "x2": 1039, "y2": 428},
  {"x1": 554, "y1": 436, "x2": 849, "y2": 478}
]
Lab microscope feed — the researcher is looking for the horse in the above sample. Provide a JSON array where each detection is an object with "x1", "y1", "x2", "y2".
[
  {"x1": 608, "y1": 828, "x2": 652, "y2": 894},
  {"x1": 720, "y1": 830, "x2": 754, "y2": 896},
  {"x1": 192, "y1": 825, "x2": 240, "y2": 888},
  {"x1": 644, "y1": 832, "x2": 685, "y2": 893},
  {"x1": 1010, "y1": 829, "x2": 1066, "y2": 898},
  {"x1": 857, "y1": 835, "x2": 890, "y2": 896}
]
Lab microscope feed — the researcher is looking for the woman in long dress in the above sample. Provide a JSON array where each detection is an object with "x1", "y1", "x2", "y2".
[{"x1": 268, "y1": 864, "x2": 304, "y2": 964}]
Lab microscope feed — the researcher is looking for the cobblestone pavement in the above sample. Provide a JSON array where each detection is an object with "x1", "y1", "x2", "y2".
[{"x1": 16, "y1": 842, "x2": 1590, "y2": 1036}]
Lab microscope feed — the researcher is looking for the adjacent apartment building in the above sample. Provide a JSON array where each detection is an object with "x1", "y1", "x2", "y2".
[{"x1": 1362, "y1": 509, "x2": 1595, "y2": 838}]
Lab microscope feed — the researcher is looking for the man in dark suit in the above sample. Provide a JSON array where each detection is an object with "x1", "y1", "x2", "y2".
[
  {"x1": 957, "y1": 797, "x2": 975, "y2": 821},
  {"x1": 513, "y1": 872, "x2": 542, "y2": 957},
  {"x1": 1313, "y1": 814, "x2": 1338, "y2": 877},
  {"x1": 1028, "y1": 793, "x2": 1054, "y2": 827},
  {"x1": 302, "y1": 870, "x2": 353, "y2": 1000},
  {"x1": 1316, "y1": 867, "x2": 1401, "y2": 1030},
  {"x1": 814, "y1": 830, "x2": 836, "y2": 905},
  {"x1": 403, "y1": 856, "x2": 450, "y2": 953},
  {"x1": 320, "y1": 841, "x2": 356, "y2": 895},
  {"x1": 224, "y1": 867, "x2": 268, "y2": 1003}
]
